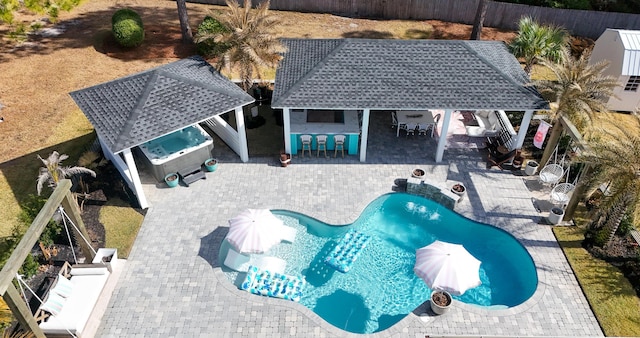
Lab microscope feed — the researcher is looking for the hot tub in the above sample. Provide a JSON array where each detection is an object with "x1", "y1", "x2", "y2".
[{"x1": 138, "y1": 124, "x2": 214, "y2": 181}]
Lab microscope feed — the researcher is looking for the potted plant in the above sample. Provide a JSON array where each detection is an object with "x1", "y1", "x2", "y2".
[
  {"x1": 204, "y1": 158, "x2": 218, "y2": 172},
  {"x1": 512, "y1": 155, "x2": 524, "y2": 170},
  {"x1": 451, "y1": 183, "x2": 466, "y2": 201},
  {"x1": 525, "y1": 160, "x2": 539, "y2": 176},
  {"x1": 411, "y1": 168, "x2": 425, "y2": 179},
  {"x1": 548, "y1": 207, "x2": 564, "y2": 225},
  {"x1": 430, "y1": 290, "x2": 452, "y2": 315},
  {"x1": 279, "y1": 152, "x2": 291, "y2": 167},
  {"x1": 164, "y1": 173, "x2": 179, "y2": 188}
]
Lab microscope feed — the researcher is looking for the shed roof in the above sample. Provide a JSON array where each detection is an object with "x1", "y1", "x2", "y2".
[
  {"x1": 70, "y1": 56, "x2": 254, "y2": 154},
  {"x1": 271, "y1": 39, "x2": 548, "y2": 111},
  {"x1": 612, "y1": 29, "x2": 640, "y2": 76}
]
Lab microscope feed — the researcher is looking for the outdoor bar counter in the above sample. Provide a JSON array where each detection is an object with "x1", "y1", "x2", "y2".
[{"x1": 289, "y1": 109, "x2": 360, "y2": 155}]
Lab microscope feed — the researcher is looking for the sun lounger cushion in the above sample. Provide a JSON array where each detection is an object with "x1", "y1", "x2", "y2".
[
  {"x1": 324, "y1": 229, "x2": 371, "y2": 273},
  {"x1": 51, "y1": 275, "x2": 74, "y2": 298},
  {"x1": 240, "y1": 265, "x2": 305, "y2": 302},
  {"x1": 40, "y1": 293, "x2": 66, "y2": 316}
]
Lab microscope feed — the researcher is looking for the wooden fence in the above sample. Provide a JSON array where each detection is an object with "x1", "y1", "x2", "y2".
[{"x1": 191, "y1": 0, "x2": 640, "y2": 39}]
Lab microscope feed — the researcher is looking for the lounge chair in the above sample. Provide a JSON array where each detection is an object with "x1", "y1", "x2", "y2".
[
  {"x1": 277, "y1": 225, "x2": 297, "y2": 243},
  {"x1": 223, "y1": 247, "x2": 287, "y2": 274},
  {"x1": 487, "y1": 148, "x2": 517, "y2": 170}
]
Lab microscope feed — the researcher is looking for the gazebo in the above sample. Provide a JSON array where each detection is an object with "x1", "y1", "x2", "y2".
[
  {"x1": 271, "y1": 38, "x2": 550, "y2": 162},
  {"x1": 70, "y1": 56, "x2": 255, "y2": 208}
]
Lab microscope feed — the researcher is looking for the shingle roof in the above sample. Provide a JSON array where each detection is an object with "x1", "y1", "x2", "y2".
[
  {"x1": 70, "y1": 56, "x2": 254, "y2": 154},
  {"x1": 271, "y1": 39, "x2": 548, "y2": 111}
]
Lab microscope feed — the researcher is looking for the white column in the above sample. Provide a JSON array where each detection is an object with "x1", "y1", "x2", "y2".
[
  {"x1": 435, "y1": 109, "x2": 453, "y2": 162},
  {"x1": 359, "y1": 109, "x2": 371, "y2": 162},
  {"x1": 235, "y1": 106, "x2": 249, "y2": 162},
  {"x1": 514, "y1": 110, "x2": 534, "y2": 150},
  {"x1": 122, "y1": 148, "x2": 149, "y2": 209},
  {"x1": 283, "y1": 108, "x2": 291, "y2": 154}
]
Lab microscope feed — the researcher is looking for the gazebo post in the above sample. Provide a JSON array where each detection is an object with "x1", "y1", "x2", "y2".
[
  {"x1": 122, "y1": 148, "x2": 149, "y2": 209},
  {"x1": 435, "y1": 109, "x2": 453, "y2": 162},
  {"x1": 283, "y1": 108, "x2": 291, "y2": 154},
  {"x1": 235, "y1": 106, "x2": 249, "y2": 162},
  {"x1": 359, "y1": 109, "x2": 371, "y2": 162},
  {"x1": 514, "y1": 110, "x2": 534, "y2": 150}
]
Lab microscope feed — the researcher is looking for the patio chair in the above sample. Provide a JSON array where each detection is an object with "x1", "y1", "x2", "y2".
[
  {"x1": 300, "y1": 134, "x2": 312, "y2": 157},
  {"x1": 316, "y1": 135, "x2": 328, "y2": 158},
  {"x1": 404, "y1": 122, "x2": 418, "y2": 136},
  {"x1": 550, "y1": 183, "x2": 575, "y2": 207},
  {"x1": 539, "y1": 164, "x2": 564, "y2": 186},
  {"x1": 223, "y1": 247, "x2": 287, "y2": 274},
  {"x1": 487, "y1": 148, "x2": 517, "y2": 170},
  {"x1": 334, "y1": 134, "x2": 346, "y2": 158}
]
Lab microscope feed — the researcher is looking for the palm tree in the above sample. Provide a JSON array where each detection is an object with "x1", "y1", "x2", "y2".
[
  {"x1": 508, "y1": 16, "x2": 568, "y2": 75},
  {"x1": 470, "y1": 0, "x2": 489, "y2": 40},
  {"x1": 579, "y1": 117, "x2": 640, "y2": 247},
  {"x1": 36, "y1": 151, "x2": 96, "y2": 195},
  {"x1": 196, "y1": 0, "x2": 284, "y2": 92},
  {"x1": 176, "y1": 0, "x2": 193, "y2": 43},
  {"x1": 535, "y1": 47, "x2": 618, "y2": 169}
]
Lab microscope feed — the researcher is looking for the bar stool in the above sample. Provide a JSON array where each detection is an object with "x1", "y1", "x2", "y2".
[
  {"x1": 300, "y1": 134, "x2": 312, "y2": 157},
  {"x1": 316, "y1": 135, "x2": 328, "y2": 158},
  {"x1": 333, "y1": 134, "x2": 346, "y2": 158}
]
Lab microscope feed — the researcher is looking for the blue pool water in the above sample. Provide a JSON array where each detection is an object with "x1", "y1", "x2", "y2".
[
  {"x1": 142, "y1": 125, "x2": 207, "y2": 157},
  {"x1": 222, "y1": 193, "x2": 537, "y2": 334}
]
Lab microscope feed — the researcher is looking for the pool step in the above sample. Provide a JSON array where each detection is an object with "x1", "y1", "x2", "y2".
[{"x1": 179, "y1": 167, "x2": 206, "y2": 186}]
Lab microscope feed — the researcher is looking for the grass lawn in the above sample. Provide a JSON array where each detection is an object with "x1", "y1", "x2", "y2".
[{"x1": 554, "y1": 206, "x2": 640, "y2": 337}]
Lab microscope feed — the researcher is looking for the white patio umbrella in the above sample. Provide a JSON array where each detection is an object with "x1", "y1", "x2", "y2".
[
  {"x1": 413, "y1": 240, "x2": 482, "y2": 296},
  {"x1": 226, "y1": 209, "x2": 284, "y2": 254}
]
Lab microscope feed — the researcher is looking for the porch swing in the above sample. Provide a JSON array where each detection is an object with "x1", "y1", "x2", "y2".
[
  {"x1": 550, "y1": 163, "x2": 584, "y2": 207},
  {"x1": 17, "y1": 206, "x2": 114, "y2": 337}
]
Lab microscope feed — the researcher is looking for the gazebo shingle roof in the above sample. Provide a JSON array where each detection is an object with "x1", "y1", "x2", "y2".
[
  {"x1": 271, "y1": 39, "x2": 549, "y2": 111},
  {"x1": 70, "y1": 56, "x2": 254, "y2": 154}
]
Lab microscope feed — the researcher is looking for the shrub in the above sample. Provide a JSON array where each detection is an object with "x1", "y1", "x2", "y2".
[
  {"x1": 112, "y1": 9, "x2": 144, "y2": 48},
  {"x1": 195, "y1": 16, "x2": 230, "y2": 57},
  {"x1": 19, "y1": 253, "x2": 40, "y2": 279},
  {"x1": 593, "y1": 228, "x2": 610, "y2": 247}
]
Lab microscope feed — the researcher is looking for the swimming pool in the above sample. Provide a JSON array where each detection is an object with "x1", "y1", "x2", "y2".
[{"x1": 221, "y1": 193, "x2": 537, "y2": 334}]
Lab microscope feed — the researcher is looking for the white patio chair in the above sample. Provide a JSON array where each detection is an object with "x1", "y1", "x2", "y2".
[
  {"x1": 539, "y1": 164, "x2": 564, "y2": 186},
  {"x1": 405, "y1": 122, "x2": 418, "y2": 136}
]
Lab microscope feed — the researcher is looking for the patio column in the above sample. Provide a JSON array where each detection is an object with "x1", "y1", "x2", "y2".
[
  {"x1": 435, "y1": 109, "x2": 453, "y2": 162},
  {"x1": 235, "y1": 106, "x2": 249, "y2": 162},
  {"x1": 514, "y1": 110, "x2": 534, "y2": 150},
  {"x1": 359, "y1": 109, "x2": 371, "y2": 162},
  {"x1": 123, "y1": 148, "x2": 149, "y2": 209},
  {"x1": 283, "y1": 108, "x2": 291, "y2": 154}
]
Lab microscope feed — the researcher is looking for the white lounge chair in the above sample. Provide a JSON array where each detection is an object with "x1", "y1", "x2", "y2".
[
  {"x1": 223, "y1": 247, "x2": 286, "y2": 274},
  {"x1": 277, "y1": 225, "x2": 297, "y2": 243}
]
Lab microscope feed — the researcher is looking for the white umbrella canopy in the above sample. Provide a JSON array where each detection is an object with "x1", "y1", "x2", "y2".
[
  {"x1": 226, "y1": 209, "x2": 284, "y2": 254},
  {"x1": 413, "y1": 240, "x2": 482, "y2": 296}
]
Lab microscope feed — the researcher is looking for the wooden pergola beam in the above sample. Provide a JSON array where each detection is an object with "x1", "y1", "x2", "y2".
[{"x1": 0, "y1": 179, "x2": 91, "y2": 336}]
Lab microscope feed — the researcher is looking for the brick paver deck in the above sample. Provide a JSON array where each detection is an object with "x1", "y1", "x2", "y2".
[{"x1": 97, "y1": 112, "x2": 602, "y2": 337}]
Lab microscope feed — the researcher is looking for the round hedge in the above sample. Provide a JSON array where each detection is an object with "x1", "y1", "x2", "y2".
[
  {"x1": 112, "y1": 9, "x2": 144, "y2": 48},
  {"x1": 196, "y1": 16, "x2": 230, "y2": 57}
]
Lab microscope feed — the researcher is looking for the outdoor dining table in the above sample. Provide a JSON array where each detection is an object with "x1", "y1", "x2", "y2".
[{"x1": 396, "y1": 110, "x2": 436, "y2": 137}]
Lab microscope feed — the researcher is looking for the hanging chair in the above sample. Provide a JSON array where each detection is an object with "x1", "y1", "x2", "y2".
[
  {"x1": 550, "y1": 183, "x2": 575, "y2": 206},
  {"x1": 539, "y1": 142, "x2": 569, "y2": 186}
]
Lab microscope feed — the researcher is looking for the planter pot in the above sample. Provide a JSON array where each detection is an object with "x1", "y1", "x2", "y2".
[
  {"x1": 164, "y1": 173, "x2": 179, "y2": 188},
  {"x1": 512, "y1": 156, "x2": 523, "y2": 170},
  {"x1": 412, "y1": 168, "x2": 425, "y2": 180},
  {"x1": 430, "y1": 290, "x2": 452, "y2": 315},
  {"x1": 280, "y1": 153, "x2": 291, "y2": 167},
  {"x1": 451, "y1": 183, "x2": 466, "y2": 202},
  {"x1": 549, "y1": 207, "x2": 564, "y2": 225},
  {"x1": 525, "y1": 161, "x2": 539, "y2": 176},
  {"x1": 204, "y1": 158, "x2": 218, "y2": 172}
]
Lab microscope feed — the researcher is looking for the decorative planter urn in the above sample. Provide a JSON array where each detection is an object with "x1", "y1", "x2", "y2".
[
  {"x1": 280, "y1": 153, "x2": 291, "y2": 167},
  {"x1": 451, "y1": 183, "x2": 466, "y2": 202},
  {"x1": 412, "y1": 168, "x2": 425, "y2": 180},
  {"x1": 164, "y1": 173, "x2": 179, "y2": 188},
  {"x1": 525, "y1": 161, "x2": 539, "y2": 176},
  {"x1": 204, "y1": 158, "x2": 218, "y2": 172},
  {"x1": 430, "y1": 290, "x2": 452, "y2": 315},
  {"x1": 549, "y1": 207, "x2": 564, "y2": 225}
]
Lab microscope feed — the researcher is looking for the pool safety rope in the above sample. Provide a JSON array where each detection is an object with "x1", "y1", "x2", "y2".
[{"x1": 324, "y1": 229, "x2": 371, "y2": 273}]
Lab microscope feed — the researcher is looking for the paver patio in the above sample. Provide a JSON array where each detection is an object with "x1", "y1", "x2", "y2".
[{"x1": 96, "y1": 112, "x2": 603, "y2": 337}]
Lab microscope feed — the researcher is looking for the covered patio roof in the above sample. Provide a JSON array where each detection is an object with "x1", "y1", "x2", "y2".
[
  {"x1": 70, "y1": 56, "x2": 255, "y2": 209},
  {"x1": 71, "y1": 56, "x2": 254, "y2": 154},
  {"x1": 271, "y1": 38, "x2": 549, "y2": 162},
  {"x1": 272, "y1": 39, "x2": 549, "y2": 111}
]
